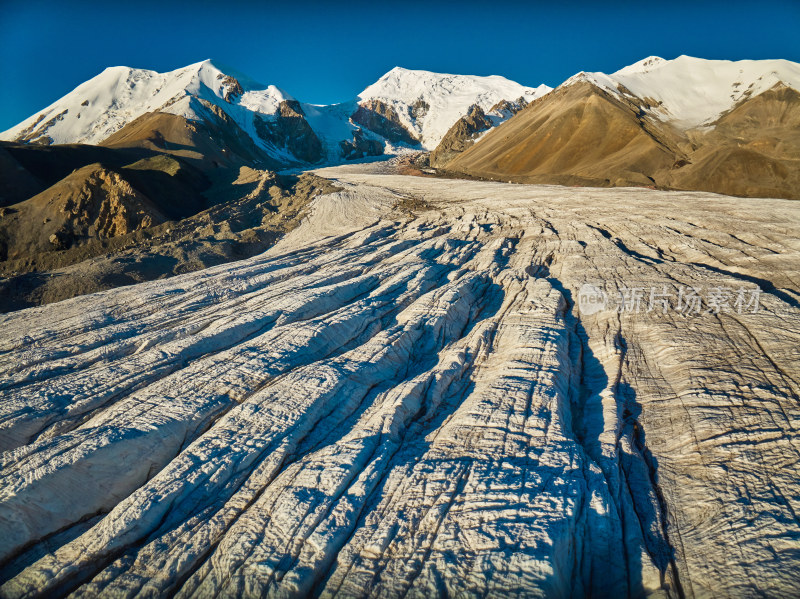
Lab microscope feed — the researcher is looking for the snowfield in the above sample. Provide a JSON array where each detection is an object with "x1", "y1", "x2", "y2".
[{"x1": 1, "y1": 164, "x2": 799, "y2": 598}]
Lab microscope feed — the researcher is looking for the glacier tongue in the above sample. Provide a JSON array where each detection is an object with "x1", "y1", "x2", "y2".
[{"x1": 1, "y1": 163, "x2": 799, "y2": 598}]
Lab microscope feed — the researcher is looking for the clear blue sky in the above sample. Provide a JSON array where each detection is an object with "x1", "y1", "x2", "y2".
[{"x1": 1, "y1": 0, "x2": 798, "y2": 131}]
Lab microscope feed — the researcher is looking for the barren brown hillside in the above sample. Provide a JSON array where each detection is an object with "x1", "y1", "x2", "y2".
[{"x1": 440, "y1": 82, "x2": 800, "y2": 200}]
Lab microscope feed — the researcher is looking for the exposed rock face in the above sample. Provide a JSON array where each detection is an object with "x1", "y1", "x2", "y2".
[
  {"x1": 440, "y1": 81, "x2": 800, "y2": 200},
  {"x1": 279, "y1": 100, "x2": 324, "y2": 163},
  {"x1": 410, "y1": 98, "x2": 430, "y2": 119},
  {"x1": 217, "y1": 74, "x2": 244, "y2": 102},
  {"x1": 12, "y1": 110, "x2": 68, "y2": 146},
  {"x1": 0, "y1": 163, "x2": 797, "y2": 597},
  {"x1": 488, "y1": 96, "x2": 529, "y2": 117},
  {"x1": 430, "y1": 104, "x2": 494, "y2": 167},
  {"x1": 59, "y1": 167, "x2": 162, "y2": 237},
  {"x1": 254, "y1": 100, "x2": 323, "y2": 164},
  {"x1": 352, "y1": 98, "x2": 419, "y2": 145},
  {"x1": 430, "y1": 97, "x2": 536, "y2": 168},
  {"x1": 0, "y1": 170, "x2": 340, "y2": 311},
  {"x1": 339, "y1": 127, "x2": 384, "y2": 160},
  {"x1": 0, "y1": 164, "x2": 167, "y2": 261}
]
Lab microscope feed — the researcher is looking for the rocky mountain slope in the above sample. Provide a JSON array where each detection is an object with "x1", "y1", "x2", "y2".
[
  {"x1": 430, "y1": 97, "x2": 531, "y2": 167},
  {"x1": 1, "y1": 62, "x2": 548, "y2": 165},
  {"x1": 440, "y1": 80, "x2": 680, "y2": 187},
  {"x1": 436, "y1": 56, "x2": 800, "y2": 199},
  {"x1": 1, "y1": 161, "x2": 798, "y2": 597},
  {"x1": 0, "y1": 60, "x2": 330, "y2": 167},
  {"x1": 0, "y1": 151, "x2": 338, "y2": 311}
]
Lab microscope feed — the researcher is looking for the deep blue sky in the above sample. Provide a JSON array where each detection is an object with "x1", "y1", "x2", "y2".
[{"x1": 1, "y1": 0, "x2": 799, "y2": 131}]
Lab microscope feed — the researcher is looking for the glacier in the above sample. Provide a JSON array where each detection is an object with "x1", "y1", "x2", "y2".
[{"x1": 0, "y1": 161, "x2": 799, "y2": 598}]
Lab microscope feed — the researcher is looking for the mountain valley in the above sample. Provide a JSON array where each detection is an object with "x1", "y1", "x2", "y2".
[{"x1": 1, "y1": 52, "x2": 799, "y2": 598}]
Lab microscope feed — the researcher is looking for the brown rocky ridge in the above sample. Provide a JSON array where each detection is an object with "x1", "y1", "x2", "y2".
[{"x1": 436, "y1": 81, "x2": 800, "y2": 200}]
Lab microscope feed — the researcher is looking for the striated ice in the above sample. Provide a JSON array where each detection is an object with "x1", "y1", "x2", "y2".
[{"x1": 0, "y1": 164, "x2": 798, "y2": 598}]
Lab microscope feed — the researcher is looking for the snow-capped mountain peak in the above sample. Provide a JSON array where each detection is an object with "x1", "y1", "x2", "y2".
[
  {"x1": 357, "y1": 67, "x2": 552, "y2": 148},
  {"x1": 0, "y1": 60, "x2": 292, "y2": 147},
  {"x1": 1, "y1": 60, "x2": 551, "y2": 163},
  {"x1": 614, "y1": 55, "x2": 668, "y2": 75},
  {"x1": 560, "y1": 55, "x2": 800, "y2": 128}
]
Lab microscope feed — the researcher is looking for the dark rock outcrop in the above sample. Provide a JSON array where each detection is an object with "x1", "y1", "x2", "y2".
[
  {"x1": 489, "y1": 96, "x2": 528, "y2": 117},
  {"x1": 410, "y1": 98, "x2": 429, "y2": 120},
  {"x1": 352, "y1": 99, "x2": 418, "y2": 145},
  {"x1": 254, "y1": 100, "x2": 323, "y2": 164},
  {"x1": 339, "y1": 128, "x2": 384, "y2": 160},
  {"x1": 218, "y1": 75, "x2": 244, "y2": 102},
  {"x1": 430, "y1": 104, "x2": 494, "y2": 168}
]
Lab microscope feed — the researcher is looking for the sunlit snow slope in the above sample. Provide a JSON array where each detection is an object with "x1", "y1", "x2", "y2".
[
  {"x1": 359, "y1": 67, "x2": 551, "y2": 148},
  {"x1": 562, "y1": 55, "x2": 800, "y2": 128},
  {"x1": 1, "y1": 163, "x2": 799, "y2": 598},
  {"x1": 0, "y1": 62, "x2": 550, "y2": 163},
  {"x1": 0, "y1": 60, "x2": 292, "y2": 147}
]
